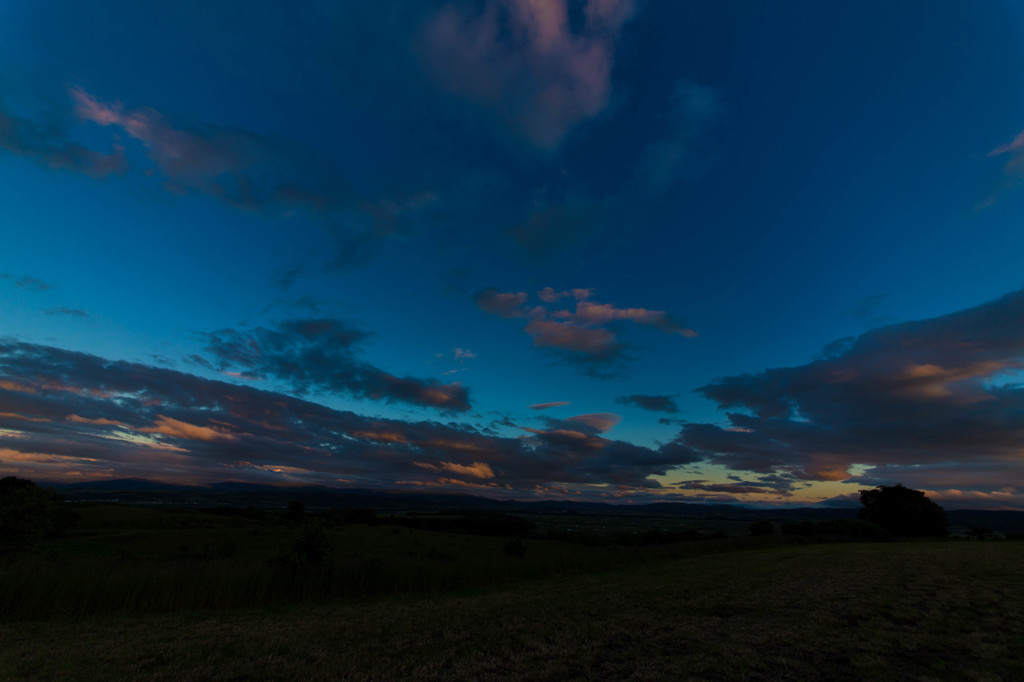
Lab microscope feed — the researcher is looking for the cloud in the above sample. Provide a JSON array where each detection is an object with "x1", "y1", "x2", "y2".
[
  {"x1": 0, "y1": 339, "x2": 702, "y2": 495},
  {"x1": 635, "y1": 81, "x2": 721, "y2": 195},
  {"x1": 675, "y1": 288, "x2": 1024, "y2": 504},
  {"x1": 524, "y1": 318, "x2": 622, "y2": 359},
  {"x1": 43, "y1": 307, "x2": 88, "y2": 318},
  {"x1": 673, "y1": 480, "x2": 790, "y2": 496},
  {"x1": 507, "y1": 199, "x2": 606, "y2": 258},
  {"x1": 199, "y1": 318, "x2": 471, "y2": 412},
  {"x1": 3, "y1": 85, "x2": 437, "y2": 270},
  {"x1": 475, "y1": 286, "x2": 696, "y2": 375},
  {"x1": 70, "y1": 87, "x2": 367, "y2": 216},
  {"x1": 980, "y1": 127, "x2": 1024, "y2": 207},
  {"x1": 420, "y1": 0, "x2": 636, "y2": 150},
  {"x1": 414, "y1": 460, "x2": 495, "y2": 479},
  {"x1": 528, "y1": 401, "x2": 571, "y2": 410},
  {"x1": 0, "y1": 103, "x2": 127, "y2": 178},
  {"x1": 561, "y1": 301, "x2": 696, "y2": 336},
  {"x1": 561, "y1": 411, "x2": 622, "y2": 432},
  {"x1": 616, "y1": 394, "x2": 680, "y2": 413},
  {"x1": 538, "y1": 287, "x2": 593, "y2": 303},
  {"x1": 989, "y1": 128, "x2": 1024, "y2": 175},
  {"x1": 472, "y1": 288, "x2": 530, "y2": 318},
  {"x1": 1, "y1": 275, "x2": 54, "y2": 292},
  {"x1": 139, "y1": 415, "x2": 237, "y2": 443}
]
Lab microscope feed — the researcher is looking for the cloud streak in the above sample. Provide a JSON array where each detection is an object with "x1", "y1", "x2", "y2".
[
  {"x1": 200, "y1": 318, "x2": 471, "y2": 412},
  {"x1": 616, "y1": 394, "x2": 680, "y2": 413}
]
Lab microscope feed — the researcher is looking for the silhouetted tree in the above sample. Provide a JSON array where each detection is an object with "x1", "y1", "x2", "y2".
[
  {"x1": 0, "y1": 477, "x2": 74, "y2": 553},
  {"x1": 748, "y1": 520, "x2": 775, "y2": 536},
  {"x1": 857, "y1": 484, "x2": 948, "y2": 537}
]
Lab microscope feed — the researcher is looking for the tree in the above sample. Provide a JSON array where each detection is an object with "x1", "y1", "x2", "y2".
[
  {"x1": 0, "y1": 477, "x2": 74, "y2": 553},
  {"x1": 857, "y1": 484, "x2": 948, "y2": 537}
]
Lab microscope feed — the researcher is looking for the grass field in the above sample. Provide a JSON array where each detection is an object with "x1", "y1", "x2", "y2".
[{"x1": 2, "y1": 504, "x2": 1023, "y2": 680}]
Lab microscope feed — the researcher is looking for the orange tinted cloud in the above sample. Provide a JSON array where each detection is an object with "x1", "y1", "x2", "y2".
[
  {"x1": 0, "y1": 412, "x2": 50, "y2": 423},
  {"x1": 0, "y1": 380, "x2": 36, "y2": 394},
  {"x1": 139, "y1": 415, "x2": 237, "y2": 443},
  {"x1": 564, "y1": 413, "x2": 621, "y2": 433},
  {"x1": 414, "y1": 460, "x2": 496, "y2": 479},
  {"x1": 66, "y1": 414, "x2": 128, "y2": 427}
]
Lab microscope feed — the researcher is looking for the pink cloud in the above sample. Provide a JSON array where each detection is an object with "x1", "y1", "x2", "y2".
[
  {"x1": 420, "y1": 0, "x2": 635, "y2": 150},
  {"x1": 473, "y1": 288, "x2": 529, "y2": 318},
  {"x1": 989, "y1": 129, "x2": 1024, "y2": 159},
  {"x1": 538, "y1": 287, "x2": 594, "y2": 303},
  {"x1": 476, "y1": 286, "x2": 696, "y2": 366},
  {"x1": 528, "y1": 401, "x2": 571, "y2": 410},
  {"x1": 525, "y1": 318, "x2": 620, "y2": 357},
  {"x1": 564, "y1": 412, "x2": 621, "y2": 433},
  {"x1": 560, "y1": 300, "x2": 698, "y2": 336}
]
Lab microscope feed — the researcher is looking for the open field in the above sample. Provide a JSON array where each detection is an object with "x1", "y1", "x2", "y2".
[
  {"x1": 0, "y1": 503, "x2": 759, "y2": 619},
  {"x1": 2, "y1": 503, "x2": 1023, "y2": 680},
  {"x1": 3, "y1": 542, "x2": 1023, "y2": 680}
]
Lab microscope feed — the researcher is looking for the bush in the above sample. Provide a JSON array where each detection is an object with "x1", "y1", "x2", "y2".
[{"x1": 749, "y1": 520, "x2": 775, "y2": 536}]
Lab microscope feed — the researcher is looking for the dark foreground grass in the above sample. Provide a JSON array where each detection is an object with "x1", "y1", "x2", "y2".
[
  {"x1": 0, "y1": 504, "x2": 769, "y2": 619},
  {"x1": 3, "y1": 541, "x2": 1022, "y2": 681}
]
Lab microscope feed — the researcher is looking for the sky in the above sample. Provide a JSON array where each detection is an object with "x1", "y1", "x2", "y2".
[{"x1": 3, "y1": 1, "x2": 1024, "y2": 509}]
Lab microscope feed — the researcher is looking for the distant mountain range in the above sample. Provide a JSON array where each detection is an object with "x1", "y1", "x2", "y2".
[{"x1": 40, "y1": 478, "x2": 1024, "y2": 532}]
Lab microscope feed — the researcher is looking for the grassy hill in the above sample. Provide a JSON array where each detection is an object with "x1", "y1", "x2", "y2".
[{"x1": 2, "y1": 503, "x2": 1022, "y2": 680}]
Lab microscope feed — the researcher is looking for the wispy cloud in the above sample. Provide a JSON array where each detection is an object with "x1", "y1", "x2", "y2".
[
  {"x1": 635, "y1": 81, "x2": 721, "y2": 195},
  {"x1": 0, "y1": 104, "x2": 127, "y2": 178},
  {"x1": 43, "y1": 307, "x2": 88, "y2": 318},
  {"x1": 1, "y1": 274, "x2": 54, "y2": 292},
  {"x1": 528, "y1": 401, "x2": 571, "y2": 410}
]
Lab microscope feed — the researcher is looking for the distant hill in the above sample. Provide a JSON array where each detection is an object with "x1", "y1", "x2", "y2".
[{"x1": 39, "y1": 478, "x2": 1024, "y2": 531}]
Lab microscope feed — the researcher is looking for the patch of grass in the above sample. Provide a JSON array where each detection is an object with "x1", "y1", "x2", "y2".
[{"x1": 2, "y1": 542, "x2": 1022, "y2": 680}]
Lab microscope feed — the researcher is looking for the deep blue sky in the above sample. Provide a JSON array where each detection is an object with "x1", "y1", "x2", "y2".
[{"x1": 3, "y1": 1, "x2": 1024, "y2": 508}]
